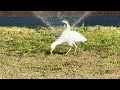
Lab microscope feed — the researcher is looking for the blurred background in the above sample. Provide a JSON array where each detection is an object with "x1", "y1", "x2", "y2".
[{"x1": 0, "y1": 11, "x2": 120, "y2": 26}]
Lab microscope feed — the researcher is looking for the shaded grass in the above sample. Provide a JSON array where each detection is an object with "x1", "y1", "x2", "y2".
[{"x1": 0, "y1": 26, "x2": 120, "y2": 79}]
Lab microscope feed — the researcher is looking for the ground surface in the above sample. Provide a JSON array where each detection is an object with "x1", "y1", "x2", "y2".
[{"x1": 0, "y1": 26, "x2": 120, "y2": 79}]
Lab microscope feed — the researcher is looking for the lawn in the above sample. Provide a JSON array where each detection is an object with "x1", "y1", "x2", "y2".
[{"x1": 0, "y1": 25, "x2": 120, "y2": 79}]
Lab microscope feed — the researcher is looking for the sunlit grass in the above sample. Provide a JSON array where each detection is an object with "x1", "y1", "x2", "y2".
[{"x1": 0, "y1": 25, "x2": 120, "y2": 79}]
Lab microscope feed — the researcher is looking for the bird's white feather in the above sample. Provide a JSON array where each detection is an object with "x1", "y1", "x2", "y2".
[{"x1": 50, "y1": 20, "x2": 87, "y2": 54}]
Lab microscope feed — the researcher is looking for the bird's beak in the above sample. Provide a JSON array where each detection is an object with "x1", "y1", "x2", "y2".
[{"x1": 50, "y1": 48, "x2": 53, "y2": 55}]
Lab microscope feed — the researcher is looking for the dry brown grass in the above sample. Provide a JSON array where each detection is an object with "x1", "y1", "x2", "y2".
[{"x1": 1, "y1": 51, "x2": 120, "y2": 79}]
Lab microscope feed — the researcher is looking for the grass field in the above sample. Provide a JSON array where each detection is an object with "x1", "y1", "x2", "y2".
[{"x1": 0, "y1": 25, "x2": 120, "y2": 79}]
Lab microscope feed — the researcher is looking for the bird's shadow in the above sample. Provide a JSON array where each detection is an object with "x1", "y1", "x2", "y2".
[{"x1": 45, "y1": 51, "x2": 66, "y2": 55}]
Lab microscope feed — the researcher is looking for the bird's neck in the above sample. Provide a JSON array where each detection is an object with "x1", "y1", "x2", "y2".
[
  {"x1": 51, "y1": 40, "x2": 63, "y2": 50},
  {"x1": 66, "y1": 24, "x2": 71, "y2": 30},
  {"x1": 53, "y1": 41, "x2": 59, "y2": 47},
  {"x1": 54, "y1": 40, "x2": 63, "y2": 45},
  {"x1": 65, "y1": 22, "x2": 71, "y2": 30}
]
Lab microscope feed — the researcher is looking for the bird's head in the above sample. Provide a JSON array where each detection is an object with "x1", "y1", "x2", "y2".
[
  {"x1": 50, "y1": 41, "x2": 57, "y2": 54},
  {"x1": 62, "y1": 20, "x2": 71, "y2": 30},
  {"x1": 62, "y1": 20, "x2": 69, "y2": 25},
  {"x1": 50, "y1": 40, "x2": 62, "y2": 54}
]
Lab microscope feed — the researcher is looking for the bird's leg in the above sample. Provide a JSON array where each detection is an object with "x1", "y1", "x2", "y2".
[
  {"x1": 73, "y1": 43, "x2": 77, "y2": 55},
  {"x1": 66, "y1": 47, "x2": 72, "y2": 55}
]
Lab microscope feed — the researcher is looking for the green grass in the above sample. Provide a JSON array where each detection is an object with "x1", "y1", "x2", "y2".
[{"x1": 0, "y1": 25, "x2": 120, "y2": 79}]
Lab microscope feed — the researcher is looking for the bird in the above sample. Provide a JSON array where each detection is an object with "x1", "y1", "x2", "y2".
[{"x1": 50, "y1": 20, "x2": 87, "y2": 55}]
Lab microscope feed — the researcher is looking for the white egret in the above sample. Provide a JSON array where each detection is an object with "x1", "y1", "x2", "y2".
[{"x1": 50, "y1": 20, "x2": 87, "y2": 55}]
